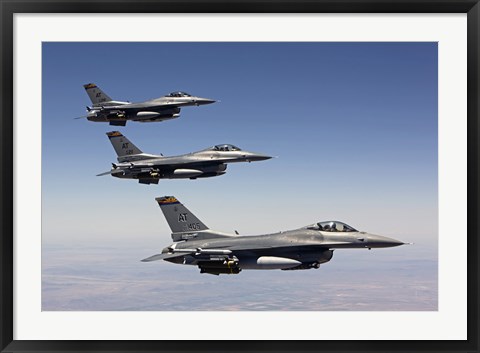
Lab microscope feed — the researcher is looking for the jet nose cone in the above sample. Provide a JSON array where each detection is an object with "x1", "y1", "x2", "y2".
[
  {"x1": 248, "y1": 153, "x2": 273, "y2": 161},
  {"x1": 255, "y1": 153, "x2": 273, "y2": 161},
  {"x1": 367, "y1": 234, "x2": 404, "y2": 248},
  {"x1": 195, "y1": 98, "x2": 216, "y2": 105}
]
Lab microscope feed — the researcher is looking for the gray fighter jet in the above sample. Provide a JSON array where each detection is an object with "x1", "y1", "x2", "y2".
[
  {"x1": 79, "y1": 83, "x2": 215, "y2": 126},
  {"x1": 98, "y1": 132, "x2": 272, "y2": 184},
  {"x1": 142, "y1": 196, "x2": 406, "y2": 275}
]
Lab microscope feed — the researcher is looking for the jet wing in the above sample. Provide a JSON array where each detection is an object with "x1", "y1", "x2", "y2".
[
  {"x1": 98, "y1": 102, "x2": 183, "y2": 112},
  {"x1": 142, "y1": 248, "x2": 233, "y2": 262},
  {"x1": 115, "y1": 157, "x2": 218, "y2": 169},
  {"x1": 140, "y1": 157, "x2": 212, "y2": 167}
]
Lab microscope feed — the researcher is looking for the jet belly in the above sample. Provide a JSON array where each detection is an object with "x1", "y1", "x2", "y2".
[
  {"x1": 171, "y1": 230, "x2": 332, "y2": 270},
  {"x1": 114, "y1": 154, "x2": 227, "y2": 180}
]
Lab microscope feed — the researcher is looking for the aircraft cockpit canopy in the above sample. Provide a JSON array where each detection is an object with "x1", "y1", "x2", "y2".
[
  {"x1": 307, "y1": 221, "x2": 357, "y2": 232},
  {"x1": 167, "y1": 91, "x2": 192, "y2": 97},
  {"x1": 212, "y1": 144, "x2": 242, "y2": 152}
]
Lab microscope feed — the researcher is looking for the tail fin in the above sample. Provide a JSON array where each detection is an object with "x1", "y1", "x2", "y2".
[
  {"x1": 83, "y1": 83, "x2": 113, "y2": 105},
  {"x1": 156, "y1": 196, "x2": 209, "y2": 234},
  {"x1": 106, "y1": 131, "x2": 142, "y2": 157}
]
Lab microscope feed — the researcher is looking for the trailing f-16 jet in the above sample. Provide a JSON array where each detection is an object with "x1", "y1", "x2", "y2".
[
  {"x1": 142, "y1": 196, "x2": 406, "y2": 275},
  {"x1": 98, "y1": 132, "x2": 272, "y2": 184},
  {"x1": 79, "y1": 83, "x2": 216, "y2": 126}
]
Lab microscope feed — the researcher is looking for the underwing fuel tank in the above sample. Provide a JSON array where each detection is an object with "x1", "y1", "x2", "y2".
[
  {"x1": 166, "y1": 166, "x2": 227, "y2": 179},
  {"x1": 240, "y1": 256, "x2": 302, "y2": 270},
  {"x1": 136, "y1": 111, "x2": 162, "y2": 119},
  {"x1": 171, "y1": 169, "x2": 204, "y2": 178},
  {"x1": 136, "y1": 108, "x2": 181, "y2": 119}
]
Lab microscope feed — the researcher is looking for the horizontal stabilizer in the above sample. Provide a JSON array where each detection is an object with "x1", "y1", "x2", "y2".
[
  {"x1": 96, "y1": 169, "x2": 124, "y2": 177},
  {"x1": 141, "y1": 253, "x2": 183, "y2": 262},
  {"x1": 96, "y1": 170, "x2": 114, "y2": 177}
]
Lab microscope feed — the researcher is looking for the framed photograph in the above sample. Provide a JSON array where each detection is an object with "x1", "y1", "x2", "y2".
[{"x1": 1, "y1": 1, "x2": 478, "y2": 352}]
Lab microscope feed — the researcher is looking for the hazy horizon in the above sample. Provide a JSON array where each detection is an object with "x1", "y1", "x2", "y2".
[{"x1": 42, "y1": 240, "x2": 436, "y2": 311}]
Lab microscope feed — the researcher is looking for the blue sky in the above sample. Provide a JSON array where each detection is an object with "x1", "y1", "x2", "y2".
[{"x1": 42, "y1": 42, "x2": 437, "y2": 310}]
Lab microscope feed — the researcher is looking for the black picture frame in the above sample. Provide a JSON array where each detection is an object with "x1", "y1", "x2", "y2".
[{"x1": 1, "y1": 1, "x2": 478, "y2": 352}]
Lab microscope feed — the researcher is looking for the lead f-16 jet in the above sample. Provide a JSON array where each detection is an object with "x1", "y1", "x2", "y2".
[
  {"x1": 79, "y1": 83, "x2": 216, "y2": 126},
  {"x1": 98, "y1": 132, "x2": 272, "y2": 184},
  {"x1": 142, "y1": 196, "x2": 406, "y2": 275}
]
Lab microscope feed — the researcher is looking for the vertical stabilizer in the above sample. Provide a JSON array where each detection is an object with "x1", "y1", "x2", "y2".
[
  {"x1": 156, "y1": 196, "x2": 209, "y2": 234},
  {"x1": 83, "y1": 83, "x2": 113, "y2": 105},
  {"x1": 106, "y1": 131, "x2": 143, "y2": 158}
]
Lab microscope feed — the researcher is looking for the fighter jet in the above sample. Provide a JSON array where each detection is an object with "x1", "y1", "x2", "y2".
[
  {"x1": 98, "y1": 132, "x2": 272, "y2": 184},
  {"x1": 79, "y1": 83, "x2": 216, "y2": 126},
  {"x1": 142, "y1": 196, "x2": 406, "y2": 275}
]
